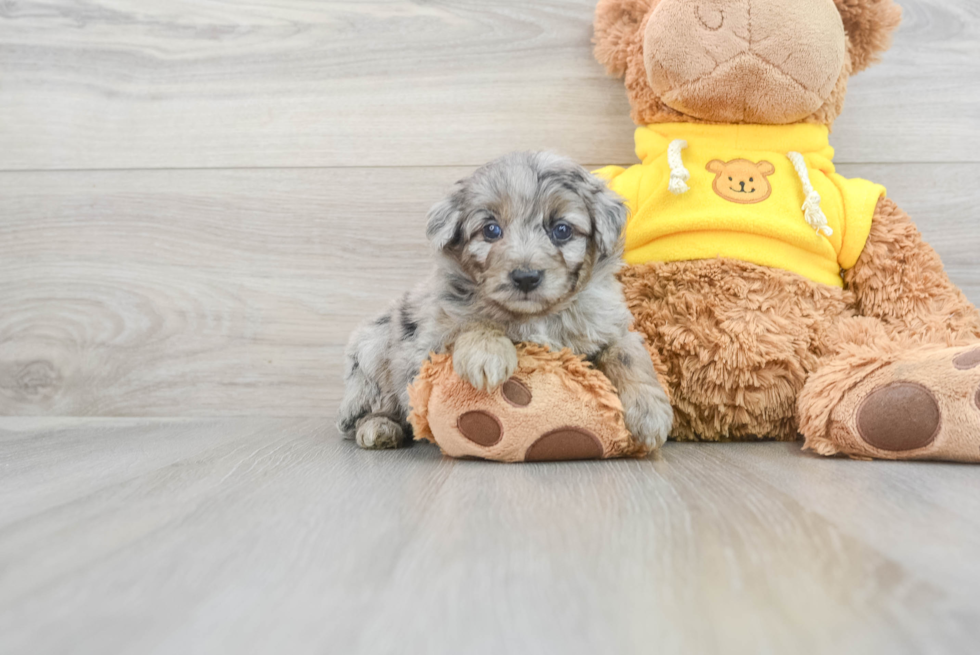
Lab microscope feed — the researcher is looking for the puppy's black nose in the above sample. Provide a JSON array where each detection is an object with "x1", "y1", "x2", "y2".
[{"x1": 510, "y1": 269, "x2": 543, "y2": 293}]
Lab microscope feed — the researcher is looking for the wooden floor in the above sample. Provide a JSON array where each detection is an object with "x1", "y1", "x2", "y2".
[
  {"x1": 2, "y1": 418, "x2": 980, "y2": 655},
  {"x1": 2, "y1": 0, "x2": 980, "y2": 653}
]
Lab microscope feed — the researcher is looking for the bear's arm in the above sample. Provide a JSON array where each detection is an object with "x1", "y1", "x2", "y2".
[{"x1": 844, "y1": 197, "x2": 980, "y2": 343}]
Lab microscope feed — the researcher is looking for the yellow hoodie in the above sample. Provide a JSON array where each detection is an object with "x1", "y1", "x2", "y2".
[{"x1": 595, "y1": 123, "x2": 886, "y2": 288}]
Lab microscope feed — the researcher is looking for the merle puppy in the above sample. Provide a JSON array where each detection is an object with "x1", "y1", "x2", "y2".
[{"x1": 338, "y1": 152, "x2": 673, "y2": 451}]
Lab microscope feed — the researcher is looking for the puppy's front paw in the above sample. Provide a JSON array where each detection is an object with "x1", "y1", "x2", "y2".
[
  {"x1": 453, "y1": 331, "x2": 518, "y2": 391},
  {"x1": 622, "y1": 387, "x2": 674, "y2": 450},
  {"x1": 356, "y1": 415, "x2": 406, "y2": 450}
]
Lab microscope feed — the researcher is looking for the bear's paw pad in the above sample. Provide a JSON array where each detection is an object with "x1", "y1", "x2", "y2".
[
  {"x1": 501, "y1": 378, "x2": 532, "y2": 407},
  {"x1": 524, "y1": 428, "x2": 604, "y2": 462},
  {"x1": 457, "y1": 410, "x2": 503, "y2": 447},
  {"x1": 856, "y1": 382, "x2": 941, "y2": 452},
  {"x1": 953, "y1": 347, "x2": 980, "y2": 370}
]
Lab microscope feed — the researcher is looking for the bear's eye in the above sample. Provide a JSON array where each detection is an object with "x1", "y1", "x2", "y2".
[
  {"x1": 749, "y1": 178, "x2": 754, "y2": 182},
  {"x1": 728, "y1": 177, "x2": 733, "y2": 181}
]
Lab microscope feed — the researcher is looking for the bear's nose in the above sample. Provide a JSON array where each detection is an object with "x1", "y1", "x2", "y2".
[
  {"x1": 739, "y1": 181, "x2": 746, "y2": 190},
  {"x1": 510, "y1": 269, "x2": 543, "y2": 293}
]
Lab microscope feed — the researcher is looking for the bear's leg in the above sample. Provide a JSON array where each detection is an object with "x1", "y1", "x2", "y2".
[
  {"x1": 798, "y1": 318, "x2": 980, "y2": 461},
  {"x1": 799, "y1": 197, "x2": 980, "y2": 461}
]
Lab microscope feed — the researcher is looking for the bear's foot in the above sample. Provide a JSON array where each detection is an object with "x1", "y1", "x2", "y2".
[
  {"x1": 454, "y1": 386, "x2": 607, "y2": 462},
  {"x1": 408, "y1": 344, "x2": 648, "y2": 463},
  {"x1": 804, "y1": 344, "x2": 980, "y2": 462}
]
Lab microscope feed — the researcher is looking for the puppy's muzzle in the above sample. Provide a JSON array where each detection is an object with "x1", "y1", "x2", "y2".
[{"x1": 510, "y1": 269, "x2": 544, "y2": 293}]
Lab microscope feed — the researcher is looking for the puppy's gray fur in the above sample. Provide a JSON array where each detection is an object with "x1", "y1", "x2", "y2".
[{"x1": 338, "y1": 152, "x2": 673, "y2": 451}]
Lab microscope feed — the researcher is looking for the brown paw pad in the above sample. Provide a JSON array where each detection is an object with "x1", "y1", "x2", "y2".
[
  {"x1": 524, "y1": 428, "x2": 603, "y2": 462},
  {"x1": 856, "y1": 382, "x2": 941, "y2": 452},
  {"x1": 954, "y1": 347, "x2": 980, "y2": 370},
  {"x1": 457, "y1": 411, "x2": 502, "y2": 447},
  {"x1": 975, "y1": 385, "x2": 980, "y2": 412},
  {"x1": 501, "y1": 377, "x2": 532, "y2": 407}
]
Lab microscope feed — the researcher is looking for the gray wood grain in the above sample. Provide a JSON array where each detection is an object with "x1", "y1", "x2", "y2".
[
  {"x1": 0, "y1": 0, "x2": 978, "y2": 170},
  {"x1": 1, "y1": 163, "x2": 977, "y2": 417},
  {"x1": 1, "y1": 418, "x2": 978, "y2": 655}
]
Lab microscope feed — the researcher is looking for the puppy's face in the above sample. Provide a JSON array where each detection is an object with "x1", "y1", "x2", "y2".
[{"x1": 427, "y1": 153, "x2": 627, "y2": 318}]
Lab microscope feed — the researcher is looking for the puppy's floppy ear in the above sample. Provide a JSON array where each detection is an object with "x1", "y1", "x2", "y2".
[
  {"x1": 834, "y1": 0, "x2": 902, "y2": 73},
  {"x1": 586, "y1": 174, "x2": 629, "y2": 259},
  {"x1": 593, "y1": 0, "x2": 653, "y2": 77},
  {"x1": 425, "y1": 188, "x2": 465, "y2": 252}
]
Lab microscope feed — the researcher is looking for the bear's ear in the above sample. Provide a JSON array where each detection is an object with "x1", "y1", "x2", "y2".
[
  {"x1": 834, "y1": 0, "x2": 903, "y2": 73},
  {"x1": 593, "y1": 0, "x2": 653, "y2": 77},
  {"x1": 706, "y1": 160, "x2": 725, "y2": 174},
  {"x1": 758, "y1": 161, "x2": 776, "y2": 176}
]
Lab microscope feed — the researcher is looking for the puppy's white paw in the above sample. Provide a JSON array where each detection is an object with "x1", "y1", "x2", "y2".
[
  {"x1": 623, "y1": 387, "x2": 674, "y2": 450},
  {"x1": 356, "y1": 416, "x2": 406, "y2": 450},
  {"x1": 453, "y1": 331, "x2": 518, "y2": 391}
]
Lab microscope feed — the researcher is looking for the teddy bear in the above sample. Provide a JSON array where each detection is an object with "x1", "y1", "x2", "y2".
[{"x1": 589, "y1": 0, "x2": 980, "y2": 461}]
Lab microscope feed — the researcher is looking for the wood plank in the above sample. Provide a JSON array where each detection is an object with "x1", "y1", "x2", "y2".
[
  {"x1": 0, "y1": 166, "x2": 455, "y2": 416},
  {"x1": 0, "y1": 0, "x2": 978, "y2": 170},
  {"x1": 1, "y1": 163, "x2": 978, "y2": 417},
  {"x1": 1, "y1": 418, "x2": 979, "y2": 654}
]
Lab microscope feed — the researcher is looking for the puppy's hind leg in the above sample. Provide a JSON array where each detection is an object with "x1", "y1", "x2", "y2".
[{"x1": 337, "y1": 319, "x2": 408, "y2": 450}]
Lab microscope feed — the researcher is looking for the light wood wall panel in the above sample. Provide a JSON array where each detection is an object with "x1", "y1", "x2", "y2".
[
  {"x1": 2, "y1": 164, "x2": 977, "y2": 417},
  {"x1": 2, "y1": 0, "x2": 979, "y2": 417},
  {"x1": 0, "y1": 0, "x2": 978, "y2": 170}
]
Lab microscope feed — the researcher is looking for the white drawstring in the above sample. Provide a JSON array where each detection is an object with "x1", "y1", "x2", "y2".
[
  {"x1": 787, "y1": 151, "x2": 832, "y2": 237},
  {"x1": 667, "y1": 139, "x2": 690, "y2": 195}
]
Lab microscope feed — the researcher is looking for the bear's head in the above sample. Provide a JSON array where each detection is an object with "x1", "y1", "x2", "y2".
[{"x1": 593, "y1": 0, "x2": 902, "y2": 126}]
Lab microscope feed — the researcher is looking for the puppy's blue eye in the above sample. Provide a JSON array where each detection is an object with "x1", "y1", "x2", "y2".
[
  {"x1": 482, "y1": 222, "x2": 503, "y2": 241},
  {"x1": 552, "y1": 221, "x2": 573, "y2": 242}
]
